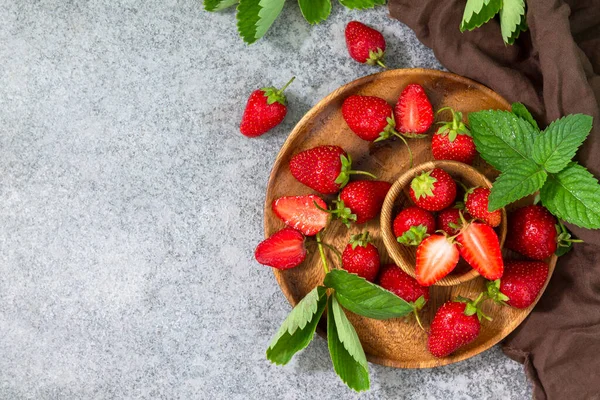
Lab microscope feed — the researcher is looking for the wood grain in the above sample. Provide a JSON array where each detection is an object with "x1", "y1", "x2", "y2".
[{"x1": 263, "y1": 69, "x2": 557, "y2": 369}]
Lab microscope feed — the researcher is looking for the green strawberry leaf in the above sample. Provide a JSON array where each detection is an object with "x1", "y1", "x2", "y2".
[
  {"x1": 256, "y1": 0, "x2": 286, "y2": 39},
  {"x1": 324, "y1": 269, "x2": 413, "y2": 319},
  {"x1": 488, "y1": 159, "x2": 547, "y2": 211},
  {"x1": 540, "y1": 162, "x2": 600, "y2": 229},
  {"x1": 338, "y1": 0, "x2": 385, "y2": 11},
  {"x1": 236, "y1": 0, "x2": 285, "y2": 44},
  {"x1": 469, "y1": 110, "x2": 539, "y2": 171},
  {"x1": 531, "y1": 114, "x2": 593, "y2": 174},
  {"x1": 504, "y1": 11, "x2": 528, "y2": 45},
  {"x1": 205, "y1": 0, "x2": 238, "y2": 11},
  {"x1": 298, "y1": 0, "x2": 331, "y2": 24},
  {"x1": 266, "y1": 286, "x2": 328, "y2": 365},
  {"x1": 511, "y1": 102, "x2": 539, "y2": 130},
  {"x1": 327, "y1": 296, "x2": 370, "y2": 392},
  {"x1": 500, "y1": 0, "x2": 526, "y2": 44},
  {"x1": 460, "y1": 0, "x2": 502, "y2": 32}
]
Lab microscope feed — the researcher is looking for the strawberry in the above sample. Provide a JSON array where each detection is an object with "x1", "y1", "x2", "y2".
[
  {"x1": 431, "y1": 107, "x2": 477, "y2": 164},
  {"x1": 255, "y1": 227, "x2": 306, "y2": 270},
  {"x1": 487, "y1": 261, "x2": 549, "y2": 309},
  {"x1": 409, "y1": 168, "x2": 457, "y2": 211},
  {"x1": 240, "y1": 77, "x2": 295, "y2": 137},
  {"x1": 465, "y1": 187, "x2": 501, "y2": 227},
  {"x1": 289, "y1": 145, "x2": 376, "y2": 195},
  {"x1": 334, "y1": 180, "x2": 391, "y2": 224},
  {"x1": 457, "y1": 222, "x2": 504, "y2": 280},
  {"x1": 393, "y1": 206, "x2": 436, "y2": 246},
  {"x1": 436, "y1": 207, "x2": 463, "y2": 236},
  {"x1": 394, "y1": 83, "x2": 434, "y2": 136},
  {"x1": 342, "y1": 231, "x2": 380, "y2": 282},
  {"x1": 345, "y1": 21, "x2": 386, "y2": 68},
  {"x1": 272, "y1": 195, "x2": 330, "y2": 236},
  {"x1": 505, "y1": 205, "x2": 563, "y2": 260},
  {"x1": 415, "y1": 234, "x2": 460, "y2": 286},
  {"x1": 428, "y1": 296, "x2": 487, "y2": 358}
]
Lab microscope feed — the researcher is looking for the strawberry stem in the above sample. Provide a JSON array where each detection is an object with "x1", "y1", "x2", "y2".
[
  {"x1": 348, "y1": 170, "x2": 377, "y2": 179},
  {"x1": 413, "y1": 308, "x2": 426, "y2": 332},
  {"x1": 277, "y1": 77, "x2": 295, "y2": 95},
  {"x1": 392, "y1": 132, "x2": 414, "y2": 168},
  {"x1": 316, "y1": 231, "x2": 329, "y2": 274},
  {"x1": 376, "y1": 60, "x2": 387, "y2": 69},
  {"x1": 321, "y1": 242, "x2": 342, "y2": 265}
]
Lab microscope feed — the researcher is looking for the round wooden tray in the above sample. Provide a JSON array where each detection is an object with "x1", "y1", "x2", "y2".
[{"x1": 263, "y1": 68, "x2": 557, "y2": 368}]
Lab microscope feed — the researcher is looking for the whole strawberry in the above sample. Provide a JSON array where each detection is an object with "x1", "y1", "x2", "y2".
[
  {"x1": 393, "y1": 206, "x2": 436, "y2": 246},
  {"x1": 428, "y1": 296, "x2": 487, "y2": 358},
  {"x1": 272, "y1": 195, "x2": 330, "y2": 236},
  {"x1": 465, "y1": 187, "x2": 501, "y2": 227},
  {"x1": 334, "y1": 180, "x2": 391, "y2": 224},
  {"x1": 342, "y1": 231, "x2": 380, "y2": 282},
  {"x1": 436, "y1": 207, "x2": 463, "y2": 236},
  {"x1": 409, "y1": 168, "x2": 457, "y2": 211},
  {"x1": 487, "y1": 261, "x2": 549, "y2": 309},
  {"x1": 505, "y1": 205, "x2": 559, "y2": 260},
  {"x1": 255, "y1": 227, "x2": 306, "y2": 270},
  {"x1": 289, "y1": 145, "x2": 375, "y2": 195},
  {"x1": 431, "y1": 107, "x2": 477, "y2": 164},
  {"x1": 342, "y1": 95, "x2": 397, "y2": 142},
  {"x1": 345, "y1": 21, "x2": 386, "y2": 68},
  {"x1": 394, "y1": 84, "x2": 434, "y2": 136},
  {"x1": 240, "y1": 77, "x2": 294, "y2": 137}
]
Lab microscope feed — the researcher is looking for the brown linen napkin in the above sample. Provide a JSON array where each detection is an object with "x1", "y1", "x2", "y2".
[{"x1": 387, "y1": 0, "x2": 600, "y2": 398}]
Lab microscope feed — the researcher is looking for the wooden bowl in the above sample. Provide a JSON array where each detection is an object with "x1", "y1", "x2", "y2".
[
  {"x1": 264, "y1": 68, "x2": 557, "y2": 368},
  {"x1": 380, "y1": 160, "x2": 508, "y2": 286}
]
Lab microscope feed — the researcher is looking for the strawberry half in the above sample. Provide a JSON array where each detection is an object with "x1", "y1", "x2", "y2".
[
  {"x1": 431, "y1": 107, "x2": 477, "y2": 164},
  {"x1": 457, "y1": 222, "x2": 504, "y2": 280},
  {"x1": 336, "y1": 180, "x2": 391, "y2": 224},
  {"x1": 240, "y1": 77, "x2": 295, "y2": 137},
  {"x1": 394, "y1": 84, "x2": 434, "y2": 136},
  {"x1": 345, "y1": 21, "x2": 386, "y2": 68},
  {"x1": 488, "y1": 261, "x2": 549, "y2": 309},
  {"x1": 393, "y1": 206, "x2": 436, "y2": 246},
  {"x1": 409, "y1": 168, "x2": 457, "y2": 211},
  {"x1": 342, "y1": 231, "x2": 380, "y2": 282},
  {"x1": 255, "y1": 228, "x2": 306, "y2": 270},
  {"x1": 465, "y1": 187, "x2": 501, "y2": 227},
  {"x1": 415, "y1": 234, "x2": 460, "y2": 286},
  {"x1": 272, "y1": 195, "x2": 330, "y2": 236}
]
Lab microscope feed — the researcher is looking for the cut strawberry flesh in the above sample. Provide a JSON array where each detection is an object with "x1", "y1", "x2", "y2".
[
  {"x1": 457, "y1": 223, "x2": 504, "y2": 280},
  {"x1": 272, "y1": 195, "x2": 330, "y2": 236},
  {"x1": 415, "y1": 234, "x2": 459, "y2": 286},
  {"x1": 394, "y1": 84, "x2": 434, "y2": 134},
  {"x1": 255, "y1": 228, "x2": 306, "y2": 270}
]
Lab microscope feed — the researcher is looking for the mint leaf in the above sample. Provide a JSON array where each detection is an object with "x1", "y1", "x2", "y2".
[
  {"x1": 511, "y1": 102, "x2": 539, "y2": 130},
  {"x1": 540, "y1": 162, "x2": 600, "y2": 229},
  {"x1": 532, "y1": 114, "x2": 593, "y2": 173},
  {"x1": 338, "y1": 0, "x2": 385, "y2": 11},
  {"x1": 460, "y1": 0, "x2": 502, "y2": 32},
  {"x1": 266, "y1": 286, "x2": 327, "y2": 365},
  {"x1": 298, "y1": 0, "x2": 331, "y2": 24},
  {"x1": 237, "y1": 0, "x2": 285, "y2": 44},
  {"x1": 500, "y1": 0, "x2": 526, "y2": 44},
  {"x1": 488, "y1": 159, "x2": 547, "y2": 211},
  {"x1": 324, "y1": 269, "x2": 413, "y2": 319},
  {"x1": 327, "y1": 296, "x2": 369, "y2": 392},
  {"x1": 469, "y1": 110, "x2": 538, "y2": 171},
  {"x1": 205, "y1": 0, "x2": 238, "y2": 11}
]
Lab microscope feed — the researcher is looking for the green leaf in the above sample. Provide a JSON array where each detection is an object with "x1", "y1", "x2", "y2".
[
  {"x1": 338, "y1": 0, "x2": 385, "y2": 11},
  {"x1": 500, "y1": 0, "x2": 526, "y2": 44},
  {"x1": 266, "y1": 286, "x2": 328, "y2": 365},
  {"x1": 511, "y1": 102, "x2": 539, "y2": 130},
  {"x1": 256, "y1": 0, "x2": 286, "y2": 39},
  {"x1": 324, "y1": 269, "x2": 413, "y2": 319},
  {"x1": 236, "y1": 0, "x2": 285, "y2": 44},
  {"x1": 469, "y1": 110, "x2": 539, "y2": 171},
  {"x1": 488, "y1": 159, "x2": 547, "y2": 211},
  {"x1": 504, "y1": 11, "x2": 527, "y2": 45},
  {"x1": 540, "y1": 162, "x2": 600, "y2": 229},
  {"x1": 298, "y1": 0, "x2": 331, "y2": 23},
  {"x1": 460, "y1": 0, "x2": 502, "y2": 32},
  {"x1": 205, "y1": 0, "x2": 238, "y2": 11},
  {"x1": 327, "y1": 296, "x2": 370, "y2": 392},
  {"x1": 531, "y1": 114, "x2": 593, "y2": 173}
]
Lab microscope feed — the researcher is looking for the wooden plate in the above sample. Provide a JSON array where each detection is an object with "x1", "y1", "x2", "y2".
[{"x1": 263, "y1": 68, "x2": 557, "y2": 368}]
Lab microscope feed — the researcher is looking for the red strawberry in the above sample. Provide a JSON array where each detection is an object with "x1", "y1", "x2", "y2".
[
  {"x1": 378, "y1": 264, "x2": 430, "y2": 303},
  {"x1": 505, "y1": 205, "x2": 558, "y2": 260},
  {"x1": 272, "y1": 195, "x2": 330, "y2": 236},
  {"x1": 393, "y1": 206, "x2": 436, "y2": 246},
  {"x1": 409, "y1": 168, "x2": 457, "y2": 211},
  {"x1": 335, "y1": 180, "x2": 391, "y2": 224},
  {"x1": 489, "y1": 261, "x2": 549, "y2": 309},
  {"x1": 240, "y1": 77, "x2": 294, "y2": 137},
  {"x1": 342, "y1": 231, "x2": 380, "y2": 282},
  {"x1": 436, "y1": 207, "x2": 463, "y2": 236},
  {"x1": 342, "y1": 95, "x2": 397, "y2": 141},
  {"x1": 255, "y1": 228, "x2": 306, "y2": 270},
  {"x1": 289, "y1": 145, "x2": 375, "y2": 195},
  {"x1": 394, "y1": 84, "x2": 434, "y2": 136},
  {"x1": 428, "y1": 299, "x2": 483, "y2": 358},
  {"x1": 465, "y1": 187, "x2": 502, "y2": 227},
  {"x1": 431, "y1": 107, "x2": 477, "y2": 164},
  {"x1": 415, "y1": 234, "x2": 460, "y2": 286},
  {"x1": 345, "y1": 21, "x2": 386, "y2": 68},
  {"x1": 457, "y1": 222, "x2": 504, "y2": 280}
]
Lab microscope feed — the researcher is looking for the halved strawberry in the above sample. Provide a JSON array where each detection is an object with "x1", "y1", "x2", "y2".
[
  {"x1": 415, "y1": 234, "x2": 460, "y2": 286},
  {"x1": 272, "y1": 195, "x2": 330, "y2": 236},
  {"x1": 456, "y1": 222, "x2": 504, "y2": 280},
  {"x1": 255, "y1": 228, "x2": 306, "y2": 270},
  {"x1": 394, "y1": 83, "x2": 434, "y2": 136}
]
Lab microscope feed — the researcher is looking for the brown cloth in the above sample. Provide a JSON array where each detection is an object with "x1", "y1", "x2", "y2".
[{"x1": 387, "y1": 0, "x2": 600, "y2": 398}]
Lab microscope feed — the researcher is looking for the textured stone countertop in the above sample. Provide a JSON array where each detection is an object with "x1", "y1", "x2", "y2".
[{"x1": 0, "y1": 1, "x2": 532, "y2": 398}]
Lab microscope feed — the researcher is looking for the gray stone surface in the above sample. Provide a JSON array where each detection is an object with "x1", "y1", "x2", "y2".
[{"x1": 0, "y1": 1, "x2": 532, "y2": 398}]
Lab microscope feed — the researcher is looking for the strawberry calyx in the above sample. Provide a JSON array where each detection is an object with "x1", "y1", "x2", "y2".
[
  {"x1": 456, "y1": 293, "x2": 492, "y2": 322},
  {"x1": 485, "y1": 279, "x2": 510, "y2": 305},
  {"x1": 435, "y1": 107, "x2": 471, "y2": 142},
  {"x1": 261, "y1": 77, "x2": 295, "y2": 106},
  {"x1": 555, "y1": 220, "x2": 584, "y2": 256},
  {"x1": 411, "y1": 170, "x2": 437, "y2": 200},
  {"x1": 375, "y1": 115, "x2": 414, "y2": 168},
  {"x1": 349, "y1": 231, "x2": 372, "y2": 250},
  {"x1": 366, "y1": 48, "x2": 386, "y2": 68},
  {"x1": 397, "y1": 225, "x2": 430, "y2": 246},
  {"x1": 334, "y1": 154, "x2": 377, "y2": 189},
  {"x1": 317, "y1": 198, "x2": 357, "y2": 227}
]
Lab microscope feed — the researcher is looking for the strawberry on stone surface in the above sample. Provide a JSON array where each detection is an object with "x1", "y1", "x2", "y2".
[
  {"x1": 394, "y1": 83, "x2": 434, "y2": 136},
  {"x1": 272, "y1": 195, "x2": 330, "y2": 236},
  {"x1": 465, "y1": 187, "x2": 502, "y2": 228},
  {"x1": 240, "y1": 78, "x2": 294, "y2": 137},
  {"x1": 393, "y1": 206, "x2": 436, "y2": 246},
  {"x1": 409, "y1": 168, "x2": 457, "y2": 211},
  {"x1": 255, "y1": 227, "x2": 306, "y2": 270},
  {"x1": 342, "y1": 231, "x2": 380, "y2": 282},
  {"x1": 345, "y1": 21, "x2": 386, "y2": 68}
]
